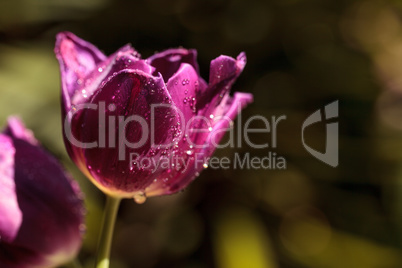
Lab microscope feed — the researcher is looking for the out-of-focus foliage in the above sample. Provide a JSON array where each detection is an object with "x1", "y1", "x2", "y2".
[{"x1": 1, "y1": 0, "x2": 402, "y2": 267}]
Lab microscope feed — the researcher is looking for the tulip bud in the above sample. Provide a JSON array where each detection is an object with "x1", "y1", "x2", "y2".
[
  {"x1": 0, "y1": 117, "x2": 85, "y2": 268},
  {"x1": 55, "y1": 32, "x2": 253, "y2": 201}
]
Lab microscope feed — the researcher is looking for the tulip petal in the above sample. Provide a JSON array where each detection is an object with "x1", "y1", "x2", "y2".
[
  {"x1": 207, "y1": 92, "x2": 253, "y2": 145},
  {"x1": 55, "y1": 32, "x2": 107, "y2": 112},
  {"x1": 0, "y1": 118, "x2": 84, "y2": 268},
  {"x1": 9, "y1": 139, "x2": 83, "y2": 265},
  {"x1": 148, "y1": 48, "x2": 200, "y2": 81},
  {"x1": 69, "y1": 70, "x2": 182, "y2": 196},
  {"x1": 197, "y1": 52, "x2": 247, "y2": 113},
  {"x1": 163, "y1": 92, "x2": 252, "y2": 194},
  {"x1": 70, "y1": 47, "x2": 154, "y2": 108},
  {"x1": 166, "y1": 63, "x2": 200, "y2": 123},
  {"x1": 179, "y1": 53, "x2": 247, "y2": 152},
  {"x1": 0, "y1": 135, "x2": 21, "y2": 242},
  {"x1": 3, "y1": 116, "x2": 37, "y2": 145}
]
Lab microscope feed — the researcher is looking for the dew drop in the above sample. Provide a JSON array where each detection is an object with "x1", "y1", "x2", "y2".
[
  {"x1": 133, "y1": 192, "x2": 146, "y2": 204},
  {"x1": 203, "y1": 163, "x2": 209, "y2": 169},
  {"x1": 108, "y1": 103, "x2": 116, "y2": 111},
  {"x1": 208, "y1": 127, "x2": 213, "y2": 132},
  {"x1": 98, "y1": 67, "x2": 103, "y2": 72}
]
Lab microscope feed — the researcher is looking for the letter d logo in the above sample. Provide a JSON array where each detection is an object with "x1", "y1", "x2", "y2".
[{"x1": 302, "y1": 101, "x2": 338, "y2": 167}]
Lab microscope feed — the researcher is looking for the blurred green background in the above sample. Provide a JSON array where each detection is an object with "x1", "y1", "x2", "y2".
[{"x1": 1, "y1": 0, "x2": 402, "y2": 267}]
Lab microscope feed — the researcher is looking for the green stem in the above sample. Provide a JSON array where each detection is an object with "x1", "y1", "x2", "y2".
[{"x1": 95, "y1": 195, "x2": 122, "y2": 268}]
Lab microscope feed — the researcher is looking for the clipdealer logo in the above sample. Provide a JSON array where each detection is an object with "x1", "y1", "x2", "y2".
[
  {"x1": 63, "y1": 100, "x2": 339, "y2": 171},
  {"x1": 302, "y1": 100, "x2": 339, "y2": 167}
]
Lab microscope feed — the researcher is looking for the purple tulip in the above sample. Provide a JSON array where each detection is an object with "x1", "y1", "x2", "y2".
[
  {"x1": 55, "y1": 32, "x2": 253, "y2": 200},
  {"x1": 0, "y1": 117, "x2": 85, "y2": 268}
]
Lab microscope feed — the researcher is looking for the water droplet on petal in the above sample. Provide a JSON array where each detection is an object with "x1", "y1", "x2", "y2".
[
  {"x1": 98, "y1": 67, "x2": 103, "y2": 72},
  {"x1": 133, "y1": 192, "x2": 146, "y2": 204},
  {"x1": 108, "y1": 103, "x2": 116, "y2": 111},
  {"x1": 203, "y1": 163, "x2": 209, "y2": 169}
]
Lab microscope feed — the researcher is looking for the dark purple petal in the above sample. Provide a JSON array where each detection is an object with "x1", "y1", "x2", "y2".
[
  {"x1": 160, "y1": 92, "x2": 253, "y2": 195},
  {"x1": 69, "y1": 47, "x2": 154, "y2": 107},
  {"x1": 55, "y1": 32, "x2": 107, "y2": 112},
  {"x1": 69, "y1": 70, "x2": 182, "y2": 196},
  {"x1": 148, "y1": 48, "x2": 200, "y2": 81},
  {"x1": 0, "y1": 118, "x2": 85, "y2": 268},
  {"x1": 205, "y1": 92, "x2": 253, "y2": 146},
  {"x1": 196, "y1": 52, "x2": 246, "y2": 113},
  {"x1": 144, "y1": 93, "x2": 252, "y2": 197},
  {"x1": 166, "y1": 63, "x2": 200, "y2": 124}
]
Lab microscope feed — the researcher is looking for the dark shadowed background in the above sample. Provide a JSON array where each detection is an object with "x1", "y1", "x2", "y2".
[{"x1": 1, "y1": 0, "x2": 402, "y2": 267}]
